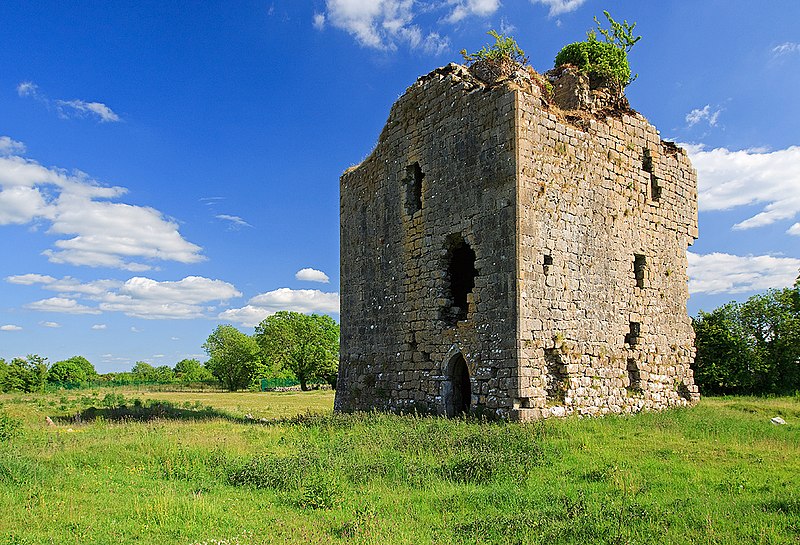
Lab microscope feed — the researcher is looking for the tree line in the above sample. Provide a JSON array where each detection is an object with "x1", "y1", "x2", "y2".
[
  {"x1": 692, "y1": 273, "x2": 799, "y2": 395},
  {"x1": 1, "y1": 311, "x2": 339, "y2": 393}
]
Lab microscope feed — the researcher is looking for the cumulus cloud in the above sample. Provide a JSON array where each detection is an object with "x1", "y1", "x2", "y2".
[
  {"x1": 9, "y1": 274, "x2": 240, "y2": 320},
  {"x1": 26, "y1": 297, "x2": 101, "y2": 314},
  {"x1": 530, "y1": 0, "x2": 587, "y2": 16},
  {"x1": 295, "y1": 268, "x2": 330, "y2": 283},
  {"x1": 686, "y1": 144, "x2": 800, "y2": 234},
  {"x1": 685, "y1": 105, "x2": 721, "y2": 127},
  {"x1": 0, "y1": 144, "x2": 204, "y2": 269},
  {"x1": 219, "y1": 288, "x2": 339, "y2": 327},
  {"x1": 216, "y1": 214, "x2": 252, "y2": 229},
  {"x1": 444, "y1": 0, "x2": 500, "y2": 24},
  {"x1": 319, "y1": 0, "x2": 450, "y2": 53},
  {"x1": 0, "y1": 324, "x2": 23, "y2": 331},
  {"x1": 40, "y1": 321, "x2": 61, "y2": 328},
  {"x1": 772, "y1": 42, "x2": 800, "y2": 55},
  {"x1": 91, "y1": 324, "x2": 107, "y2": 330},
  {"x1": 0, "y1": 136, "x2": 25, "y2": 156},
  {"x1": 688, "y1": 252, "x2": 800, "y2": 295},
  {"x1": 18, "y1": 81, "x2": 121, "y2": 123}
]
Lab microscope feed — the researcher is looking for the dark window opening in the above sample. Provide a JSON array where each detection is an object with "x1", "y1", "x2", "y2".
[
  {"x1": 442, "y1": 234, "x2": 478, "y2": 325},
  {"x1": 634, "y1": 254, "x2": 646, "y2": 289},
  {"x1": 627, "y1": 358, "x2": 642, "y2": 392},
  {"x1": 445, "y1": 354, "x2": 471, "y2": 417},
  {"x1": 544, "y1": 349, "x2": 568, "y2": 403},
  {"x1": 404, "y1": 162, "x2": 424, "y2": 215},
  {"x1": 677, "y1": 382, "x2": 692, "y2": 401},
  {"x1": 642, "y1": 148, "x2": 661, "y2": 201},
  {"x1": 625, "y1": 322, "x2": 641, "y2": 347},
  {"x1": 543, "y1": 254, "x2": 553, "y2": 274}
]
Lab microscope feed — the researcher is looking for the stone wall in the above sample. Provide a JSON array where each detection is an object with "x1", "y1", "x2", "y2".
[{"x1": 336, "y1": 63, "x2": 699, "y2": 420}]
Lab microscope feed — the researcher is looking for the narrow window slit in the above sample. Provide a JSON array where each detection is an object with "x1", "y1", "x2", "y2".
[
  {"x1": 625, "y1": 321, "x2": 640, "y2": 347},
  {"x1": 634, "y1": 254, "x2": 646, "y2": 289},
  {"x1": 642, "y1": 148, "x2": 661, "y2": 201},
  {"x1": 404, "y1": 162, "x2": 424, "y2": 215}
]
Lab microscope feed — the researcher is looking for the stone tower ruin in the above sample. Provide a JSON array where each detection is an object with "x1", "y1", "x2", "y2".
[{"x1": 335, "y1": 62, "x2": 700, "y2": 420}]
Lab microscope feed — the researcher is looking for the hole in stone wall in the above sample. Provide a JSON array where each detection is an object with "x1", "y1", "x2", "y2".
[
  {"x1": 634, "y1": 254, "x2": 646, "y2": 289},
  {"x1": 543, "y1": 254, "x2": 553, "y2": 274},
  {"x1": 445, "y1": 353, "x2": 471, "y2": 417},
  {"x1": 625, "y1": 322, "x2": 640, "y2": 347},
  {"x1": 642, "y1": 148, "x2": 661, "y2": 201},
  {"x1": 677, "y1": 382, "x2": 691, "y2": 401},
  {"x1": 544, "y1": 349, "x2": 568, "y2": 404},
  {"x1": 404, "y1": 162, "x2": 424, "y2": 215},
  {"x1": 442, "y1": 234, "x2": 478, "y2": 325},
  {"x1": 626, "y1": 358, "x2": 642, "y2": 392}
]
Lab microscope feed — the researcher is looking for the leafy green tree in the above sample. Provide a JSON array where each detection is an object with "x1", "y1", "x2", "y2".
[
  {"x1": 255, "y1": 311, "x2": 339, "y2": 391},
  {"x1": 174, "y1": 358, "x2": 214, "y2": 383},
  {"x1": 203, "y1": 325, "x2": 262, "y2": 391},
  {"x1": 48, "y1": 356, "x2": 97, "y2": 384},
  {"x1": 131, "y1": 361, "x2": 155, "y2": 377},
  {"x1": 693, "y1": 278, "x2": 799, "y2": 395},
  {"x1": 0, "y1": 355, "x2": 48, "y2": 392}
]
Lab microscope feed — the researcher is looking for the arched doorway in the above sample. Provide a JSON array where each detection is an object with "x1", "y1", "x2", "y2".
[{"x1": 445, "y1": 353, "x2": 471, "y2": 417}]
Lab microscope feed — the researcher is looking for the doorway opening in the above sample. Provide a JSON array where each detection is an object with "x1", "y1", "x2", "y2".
[{"x1": 445, "y1": 353, "x2": 471, "y2": 417}]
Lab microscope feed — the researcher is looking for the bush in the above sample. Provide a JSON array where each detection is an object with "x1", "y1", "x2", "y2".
[
  {"x1": 554, "y1": 11, "x2": 640, "y2": 90},
  {"x1": 555, "y1": 40, "x2": 630, "y2": 87}
]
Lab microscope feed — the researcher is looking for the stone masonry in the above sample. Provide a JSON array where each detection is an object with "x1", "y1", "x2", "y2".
[{"x1": 335, "y1": 62, "x2": 700, "y2": 420}]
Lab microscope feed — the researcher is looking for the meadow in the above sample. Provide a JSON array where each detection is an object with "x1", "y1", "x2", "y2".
[{"x1": 0, "y1": 388, "x2": 798, "y2": 544}]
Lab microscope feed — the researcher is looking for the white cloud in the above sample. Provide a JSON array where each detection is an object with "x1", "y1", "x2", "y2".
[
  {"x1": 530, "y1": 0, "x2": 587, "y2": 16},
  {"x1": 219, "y1": 288, "x2": 339, "y2": 327},
  {"x1": 688, "y1": 252, "x2": 800, "y2": 295},
  {"x1": 25, "y1": 297, "x2": 101, "y2": 314},
  {"x1": 0, "y1": 136, "x2": 25, "y2": 156},
  {"x1": 10, "y1": 274, "x2": 240, "y2": 320},
  {"x1": 295, "y1": 267, "x2": 330, "y2": 283},
  {"x1": 499, "y1": 18, "x2": 516, "y2": 36},
  {"x1": 40, "y1": 321, "x2": 61, "y2": 328},
  {"x1": 56, "y1": 99, "x2": 121, "y2": 123},
  {"x1": 0, "y1": 324, "x2": 23, "y2": 331},
  {"x1": 685, "y1": 105, "x2": 721, "y2": 127},
  {"x1": 772, "y1": 42, "x2": 800, "y2": 55},
  {"x1": 686, "y1": 144, "x2": 800, "y2": 233},
  {"x1": 18, "y1": 81, "x2": 121, "y2": 123},
  {"x1": 789, "y1": 223, "x2": 800, "y2": 236},
  {"x1": 131, "y1": 326, "x2": 142, "y2": 333},
  {"x1": 17, "y1": 82, "x2": 38, "y2": 97},
  {"x1": 444, "y1": 0, "x2": 500, "y2": 24},
  {"x1": 216, "y1": 214, "x2": 252, "y2": 229},
  {"x1": 321, "y1": 0, "x2": 449, "y2": 54},
  {"x1": 0, "y1": 149, "x2": 204, "y2": 269},
  {"x1": 91, "y1": 324, "x2": 107, "y2": 330}
]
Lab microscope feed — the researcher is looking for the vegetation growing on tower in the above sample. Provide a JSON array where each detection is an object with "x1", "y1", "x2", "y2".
[{"x1": 554, "y1": 11, "x2": 641, "y2": 91}]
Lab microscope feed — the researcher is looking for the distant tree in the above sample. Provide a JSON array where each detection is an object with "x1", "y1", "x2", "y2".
[
  {"x1": 254, "y1": 311, "x2": 339, "y2": 391},
  {"x1": 131, "y1": 361, "x2": 155, "y2": 377},
  {"x1": 0, "y1": 359, "x2": 7, "y2": 391},
  {"x1": 1, "y1": 355, "x2": 48, "y2": 393},
  {"x1": 693, "y1": 280, "x2": 800, "y2": 395},
  {"x1": 48, "y1": 356, "x2": 98, "y2": 384},
  {"x1": 203, "y1": 325, "x2": 262, "y2": 391},
  {"x1": 152, "y1": 365, "x2": 176, "y2": 383},
  {"x1": 174, "y1": 358, "x2": 214, "y2": 383}
]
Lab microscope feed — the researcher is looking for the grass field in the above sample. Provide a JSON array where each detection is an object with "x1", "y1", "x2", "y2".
[{"x1": 1, "y1": 388, "x2": 798, "y2": 544}]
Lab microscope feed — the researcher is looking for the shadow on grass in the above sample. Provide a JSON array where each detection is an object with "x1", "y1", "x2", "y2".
[{"x1": 55, "y1": 402, "x2": 242, "y2": 424}]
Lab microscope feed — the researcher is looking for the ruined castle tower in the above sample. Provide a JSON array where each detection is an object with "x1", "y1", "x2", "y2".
[{"x1": 335, "y1": 63, "x2": 700, "y2": 420}]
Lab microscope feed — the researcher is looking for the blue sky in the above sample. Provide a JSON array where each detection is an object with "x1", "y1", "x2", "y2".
[{"x1": 1, "y1": 1, "x2": 799, "y2": 372}]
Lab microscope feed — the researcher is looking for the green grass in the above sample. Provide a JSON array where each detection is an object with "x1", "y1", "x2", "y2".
[{"x1": 1, "y1": 389, "x2": 798, "y2": 544}]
